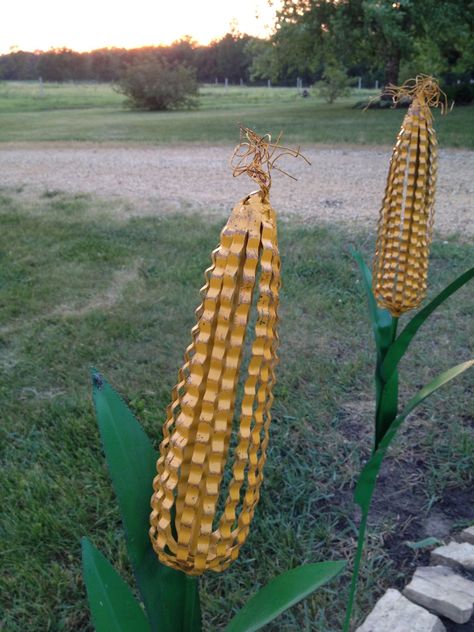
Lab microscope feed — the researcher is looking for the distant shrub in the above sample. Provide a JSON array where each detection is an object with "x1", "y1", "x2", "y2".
[
  {"x1": 117, "y1": 57, "x2": 198, "y2": 111},
  {"x1": 443, "y1": 82, "x2": 474, "y2": 106},
  {"x1": 318, "y1": 63, "x2": 351, "y2": 104}
]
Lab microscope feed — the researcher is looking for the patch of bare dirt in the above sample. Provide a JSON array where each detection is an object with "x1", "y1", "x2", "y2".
[
  {"x1": 337, "y1": 399, "x2": 474, "y2": 632},
  {"x1": 53, "y1": 261, "x2": 141, "y2": 318},
  {"x1": 1, "y1": 142, "x2": 473, "y2": 236},
  {"x1": 0, "y1": 261, "x2": 141, "y2": 339}
]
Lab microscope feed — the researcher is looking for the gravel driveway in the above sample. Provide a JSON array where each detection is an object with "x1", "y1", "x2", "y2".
[{"x1": 1, "y1": 142, "x2": 473, "y2": 236}]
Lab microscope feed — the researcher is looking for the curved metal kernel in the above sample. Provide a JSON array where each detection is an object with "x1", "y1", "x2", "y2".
[
  {"x1": 149, "y1": 191, "x2": 280, "y2": 575},
  {"x1": 373, "y1": 96, "x2": 438, "y2": 316}
]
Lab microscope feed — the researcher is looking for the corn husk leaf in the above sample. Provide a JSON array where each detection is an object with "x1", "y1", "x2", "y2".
[
  {"x1": 351, "y1": 248, "x2": 393, "y2": 356},
  {"x1": 381, "y1": 266, "x2": 474, "y2": 382},
  {"x1": 355, "y1": 360, "x2": 474, "y2": 513},
  {"x1": 224, "y1": 561, "x2": 346, "y2": 632},
  {"x1": 352, "y1": 249, "x2": 398, "y2": 445},
  {"x1": 81, "y1": 537, "x2": 150, "y2": 632},
  {"x1": 91, "y1": 370, "x2": 200, "y2": 632}
]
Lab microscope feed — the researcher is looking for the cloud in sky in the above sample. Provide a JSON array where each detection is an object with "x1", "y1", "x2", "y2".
[{"x1": 1, "y1": 0, "x2": 279, "y2": 53}]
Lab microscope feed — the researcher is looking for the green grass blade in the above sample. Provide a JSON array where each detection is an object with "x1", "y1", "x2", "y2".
[
  {"x1": 91, "y1": 370, "x2": 194, "y2": 632},
  {"x1": 381, "y1": 267, "x2": 474, "y2": 382},
  {"x1": 224, "y1": 561, "x2": 346, "y2": 632},
  {"x1": 355, "y1": 359, "x2": 474, "y2": 513},
  {"x1": 81, "y1": 538, "x2": 151, "y2": 632},
  {"x1": 405, "y1": 537, "x2": 442, "y2": 550}
]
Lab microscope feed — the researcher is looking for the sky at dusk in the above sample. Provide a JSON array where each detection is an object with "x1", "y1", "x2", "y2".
[{"x1": 1, "y1": 0, "x2": 279, "y2": 54}]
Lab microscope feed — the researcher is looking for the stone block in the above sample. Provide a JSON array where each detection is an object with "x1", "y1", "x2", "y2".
[
  {"x1": 460, "y1": 526, "x2": 474, "y2": 545},
  {"x1": 431, "y1": 542, "x2": 474, "y2": 571},
  {"x1": 355, "y1": 588, "x2": 445, "y2": 632},
  {"x1": 404, "y1": 565, "x2": 474, "y2": 624}
]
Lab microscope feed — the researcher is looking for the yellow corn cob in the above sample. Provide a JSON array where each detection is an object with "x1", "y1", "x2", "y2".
[
  {"x1": 149, "y1": 130, "x2": 304, "y2": 576},
  {"x1": 372, "y1": 76, "x2": 447, "y2": 317}
]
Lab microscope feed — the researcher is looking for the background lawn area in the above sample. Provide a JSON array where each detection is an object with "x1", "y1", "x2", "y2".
[
  {"x1": 0, "y1": 81, "x2": 473, "y2": 147},
  {"x1": 1, "y1": 188, "x2": 473, "y2": 631}
]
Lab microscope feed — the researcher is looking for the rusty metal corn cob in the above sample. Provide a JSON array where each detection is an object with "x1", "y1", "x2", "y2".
[
  {"x1": 149, "y1": 130, "x2": 305, "y2": 576},
  {"x1": 372, "y1": 76, "x2": 446, "y2": 316}
]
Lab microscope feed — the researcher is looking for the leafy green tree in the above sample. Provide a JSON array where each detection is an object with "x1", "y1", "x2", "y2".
[
  {"x1": 270, "y1": 0, "x2": 337, "y2": 83},
  {"x1": 427, "y1": 0, "x2": 474, "y2": 76},
  {"x1": 399, "y1": 38, "x2": 447, "y2": 82},
  {"x1": 90, "y1": 48, "x2": 126, "y2": 82},
  {"x1": 117, "y1": 57, "x2": 198, "y2": 111},
  {"x1": 163, "y1": 36, "x2": 197, "y2": 68},
  {"x1": 270, "y1": 0, "x2": 474, "y2": 86},
  {"x1": 0, "y1": 50, "x2": 38, "y2": 80},
  {"x1": 213, "y1": 32, "x2": 253, "y2": 83},
  {"x1": 246, "y1": 38, "x2": 279, "y2": 82},
  {"x1": 37, "y1": 48, "x2": 87, "y2": 81}
]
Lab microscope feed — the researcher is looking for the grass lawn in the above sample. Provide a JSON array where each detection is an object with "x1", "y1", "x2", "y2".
[
  {"x1": 0, "y1": 81, "x2": 473, "y2": 147},
  {"x1": 1, "y1": 188, "x2": 473, "y2": 631}
]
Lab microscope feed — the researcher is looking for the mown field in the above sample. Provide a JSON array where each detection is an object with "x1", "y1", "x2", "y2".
[
  {"x1": 0, "y1": 81, "x2": 473, "y2": 147},
  {"x1": 1, "y1": 186, "x2": 473, "y2": 631}
]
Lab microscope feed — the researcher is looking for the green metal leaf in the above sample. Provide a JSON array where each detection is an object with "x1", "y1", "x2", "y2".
[
  {"x1": 355, "y1": 360, "x2": 474, "y2": 513},
  {"x1": 381, "y1": 267, "x2": 474, "y2": 382},
  {"x1": 183, "y1": 575, "x2": 202, "y2": 632},
  {"x1": 351, "y1": 249, "x2": 393, "y2": 355},
  {"x1": 352, "y1": 250, "x2": 399, "y2": 448},
  {"x1": 224, "y1": 561, "x2": 346, "y2": 632},
  {"x1": 91, "y1": 370, "x2": 200, "y2": 632},
  {"x1": 374, "y1": 364, "x2": 399, "y2": 448},
  {"x1": 81, "y1": 537, "x2": 150, "y2": 632}
]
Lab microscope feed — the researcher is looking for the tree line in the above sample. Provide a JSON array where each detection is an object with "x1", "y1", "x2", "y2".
[
  {"x1": 0, "y1": 34, "x2": 257, "y2": 84},
  {"x1": 1, "y1": 0, "x2": 472, "y2": 89}
]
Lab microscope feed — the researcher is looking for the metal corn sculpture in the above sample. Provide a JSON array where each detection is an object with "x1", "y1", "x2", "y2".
[
  {"x1": 343, "y1": 78, "x2": 474, "y2": 632},
  {"x1": 85, "y1": 131, "x2": 347, "y2": 632},
  {"x1": 372, "y1": 75, "x2": 447, "y2": 316},
  {"x1": 149, "y1": 129, "x2": 306, "y2": 575}
]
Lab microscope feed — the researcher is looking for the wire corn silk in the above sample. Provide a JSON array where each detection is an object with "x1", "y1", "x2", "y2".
[
  {"x1": 150, "y1": 129, "x2": 308, "y2": 575},
  {"x1": 372, "y1": 76, "x2": 448, "y2": 317}
]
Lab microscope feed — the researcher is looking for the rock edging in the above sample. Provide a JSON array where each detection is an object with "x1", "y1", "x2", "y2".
[{"x1": 355, "y1": 524, "x2": 474, "y2": 632}]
